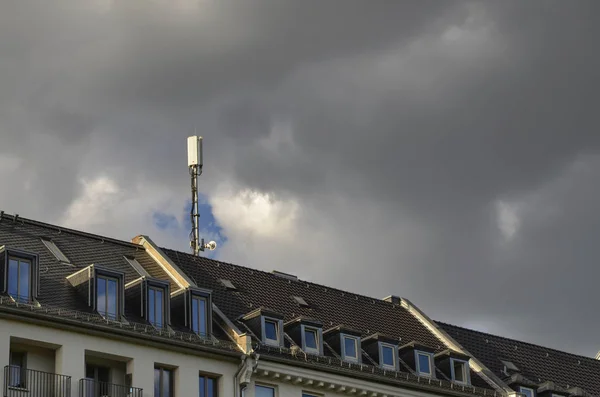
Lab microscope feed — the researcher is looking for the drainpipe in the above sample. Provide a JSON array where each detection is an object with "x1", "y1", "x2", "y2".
[{"x1": 234, "y1": 353, "x2": 259, "y2": 397}]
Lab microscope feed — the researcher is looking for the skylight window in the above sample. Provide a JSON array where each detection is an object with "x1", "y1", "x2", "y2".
[
  {"x1": 415, "y1": 351, "x2": 434, "y2": 377},
  {"x1": 219, "y1": 279, "x2": 237, "y2": 291},
  {"x1": 124, "y1": 256, "x2": 150, "y2": 277},
  {"x1": 500, "y1": 359, "x2": 520, "y2": 372},
  {"x1": 293, "y1": 296, "x2": 310, "y2": 308},
  {"x1": 41, "y1": 238, "x2": 70, "y2": 264}
]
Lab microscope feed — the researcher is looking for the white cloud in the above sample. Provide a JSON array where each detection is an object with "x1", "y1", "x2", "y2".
[{"x1": 495, "y1": 200, "x2": 520, "y2": 241}]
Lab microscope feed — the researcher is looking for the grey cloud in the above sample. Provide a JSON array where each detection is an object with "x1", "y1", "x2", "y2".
[{"x1": 1, "y1": 0, "x2": 600, "y2": 358}]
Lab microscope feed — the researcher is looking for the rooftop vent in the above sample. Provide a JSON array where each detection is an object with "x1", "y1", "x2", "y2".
[
  {"x1": 124, "y1": 256, "x2": 150, "y2": 277},
  {"x1": 41, "y1": 238, "x2": 71, "y2": 264},
  {"x1": 292, "y1": 296, "x2": 310, "y2": 308},
  {"x1": 219, "y1": 279, "x2": 237, "y2": 291},
  {"x1": 271, "y1": 270, "x2": 298, "y2": 281},
  {"x1": 500, "y1": 359, "x2": 520, "y2": 372},
  {"x1": 383, "y1": 295, "x2": 401, "y2": 305}
]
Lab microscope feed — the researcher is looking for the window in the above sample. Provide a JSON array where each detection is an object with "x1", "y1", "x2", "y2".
[
  {"x1": 192, "y1": 295, "x2": 208, "y2": 336},
  {"x1": 8, "y1": 257, "x2": 31, "y2": 303},
  {"x1": 155, "y1": 367, "x2": 173, "y2": 397},
  {"x1": 263, "y1": 319, "x2": 279, "y2": 346},
  {"x1": 255, "y1": 385, "x2": 275, "y2": 397},
  {"x1": 520, "y1": 387, "x2": 535, "y2": 397},
  {"x1": 41, "y1": 239, "x2": 71, "y2": 264},
  {"x1": 380, "y1": 343, "x2": 397, "y2": 369},
  {"x1": 97, "y1": 275, "x2": 119, "y2": 320},
  {"x1": 302, "y1": 393, "x2": 320, "y2": 397},
  {"x1": 148, "y1": 286, "x2": 165, "y2": 329},
  {"x1": 341, "y1": 334, "x2": 360, "y2": 362},
  {"x1": 451, "y1": 358, "x2": 469, "y2": 384},
  {"x1": 8, "y1": 351, "x2": 26, "y2": 388},
  {"x1": 415, "y1": 351, "x2": 433, "y2": 376},
  {"x1": 199, "y1": 375, "x2": 217, "y2": 397},
  {"x1": 302, "y1": 326, "x2": 320, "y2": 354},
  {"x1": 292, "y1": 296, "x2": 310, "y2": 308}
]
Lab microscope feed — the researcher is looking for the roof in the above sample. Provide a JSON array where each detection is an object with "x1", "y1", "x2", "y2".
[{"x1": 438, "y1": 322, "x2": 600, "y2": 396}]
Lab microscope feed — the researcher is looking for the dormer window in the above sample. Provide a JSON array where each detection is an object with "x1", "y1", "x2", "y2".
[
  {"x1": 415, "y1": 351, "x2": 434, "y2": 377},
  {"x1": 97, "y1": 274, "x2": 120, "y2": 320},
  {"x1": 342, "y1": 334, "x2": 361, "y2": 363},
  {"x1": 450, "y1": 358, "x2": 470, "y2": 384},
  {"x1": 1, "y1": 248, "x2": 39, "y2": 304},
  {"x1": 520, "y1": 387, "x2": 535, "y2": 397},
  {"x1": 379, "y1": 342, "x2": 398, "y2": 370},
  {"x1": 301, "y1": 324, "x2": 322, "y2": 355},
  {"x1": 191, "y1": 294, "x2": 208, "y2": 336},
  {"x1": 262, "y1": 317, "x2": 282, "y2": 346},
  {"x1": 148, "y1": 285, "x2": 165, "y2": 329}
]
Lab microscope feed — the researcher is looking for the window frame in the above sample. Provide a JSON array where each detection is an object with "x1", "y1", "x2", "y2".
[
  {"x1": 261, "y1": 317, "x2": 283, "y2": 347},
  {"x1": 520, "y1": 387, "x2": 535, "y2": 397},
  {"x1": 450, "y1": 358, "x2": 470, "y2": 385},
  {"x1": 154, "y1": 366, "x2": 174, "y2": 397},
  {"x1": 191, "y1": 294, "x2": 209, "y2": 336},
  {"x1": 148, "y1": 285, "x2": 166, "y2": 330},
  {"x1": 415, "y1": 351, "x2": 435, "y2": 377},
  {"x1": 340, "y1": 333, "x2": 361, "y2": 363},
  {"x1": 255, "y1": 384, "x2": 276, "y2": 397},
  {"x1": 199, "y1": 374, "x2": 218, "y2": 397},
  {"x1": 7, "y1": 256, "x2": 32, "y2": 303},
  {"x1": 379, "y1": 342, "x2": 398, "y2": 370},
  {"x1": 8, "y1": 351, "x2": 27, "y2": 389},
  {"x1": 2, "y1": 248, "x2": 39, "y2": 303},
  {"x1": 96, "y1": 274, "x2": 120, "y2": 320},
  {"x1": 300, "y1": 324, "x2": 322, "y2": 355}
]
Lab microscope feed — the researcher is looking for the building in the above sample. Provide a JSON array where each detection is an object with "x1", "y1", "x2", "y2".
[{"x1": 0, "y1": 212, "x2": 598, "y2": 397}]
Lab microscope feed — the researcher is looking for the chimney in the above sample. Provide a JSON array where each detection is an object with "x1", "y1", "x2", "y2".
[{"x1": 383, "y1": 295, "x2": 401, "y2": 305}]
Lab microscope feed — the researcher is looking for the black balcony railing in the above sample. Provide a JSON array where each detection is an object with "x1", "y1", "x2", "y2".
[
  {"x1": 3, "y1": 366, "x2": 71, "y2": 397},
  {"x1": 78, "y1": 379, "x2": 142, "y2": 397}
]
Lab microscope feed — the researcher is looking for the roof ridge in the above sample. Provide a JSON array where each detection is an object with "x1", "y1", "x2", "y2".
[
  {"x1": 0, "y1": 211, "x2": 140, "y2": 249},
  {"x1": 437, "y1": 321, "x2": 600, "y2": 364},
  {"x1": 161, "y1": 247, "x2": 401, "y2": 307}
]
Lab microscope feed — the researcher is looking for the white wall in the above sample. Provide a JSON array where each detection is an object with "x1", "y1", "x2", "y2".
[{"x1": 0, "y1": 318, "x2": 239, "y2": 397}]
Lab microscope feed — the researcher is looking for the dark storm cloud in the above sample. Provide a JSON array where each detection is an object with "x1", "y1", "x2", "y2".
[{"x1": 1, "y1": 0, "x2": 600, "y2": 358}]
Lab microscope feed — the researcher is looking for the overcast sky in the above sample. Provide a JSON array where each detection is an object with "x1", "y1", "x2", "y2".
[{"x1": 1, "y1": 0, "x2": 600, "y2": 357}]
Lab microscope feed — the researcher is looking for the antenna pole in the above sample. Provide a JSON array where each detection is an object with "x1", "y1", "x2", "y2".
[{"x1": 188, "y1": 136, "x2": 204, "y2": 256}]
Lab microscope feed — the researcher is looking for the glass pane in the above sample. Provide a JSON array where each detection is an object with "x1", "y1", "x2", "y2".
[
  {"x1": 304, "y1": 329, "x2": 318, "y2": 350},
  {"x1": 381, "y1": 346, "x2": 395, "y2": 366},
  {"x1": 199, "y1": 376, "x2": 206, "y2": 397},
  {"x1": 162, "y1": 369, "x2": 171, "y2": 397},
  {"x1": 207, "y1": 377, "x2": 214, "y2": 397},
  {"x1": 453, "y1": 361, "x2": 465, "y2": 382},
  {"x1": 149, "y1": 288, "x2": 155, "y2": 324},
  {"x1": 154, "y1": 368, "x2": 161, "y2": 397},
  {"x1": 155, "y1": 289, "x2": 163, "y2": 328},
  {"x1": 107, "y1": 279, "x2": 117, "y2": 319},
  {"x1": 8, "y1": 259, "x2": 18, "y2": 298},
  {"x1": 255, "y1": 385, "x2": 274, "y2": 397},
  {"x1": 192, "y1": 298, "x2": 199, "y2": 333},
  {"x1": 97, "y1": 277, "x2": 106, "y2": 315},
  {"x1": 199, "y1": 298, "x2": 207, "y2": 336},
  {"x1": 521, "y1": 389, "x2": 533, "y2": 397},
  {"x1": 18, "y1": 260, "x2": 30, "y2": 302},
  {"x1": 264, "y1": 320, "x2": 277, "y2": 341},
  {"x1": 344, "y1": 337, "x2": 357, "y2": 359},
  {"x1": 418, "y1": 353, "x2": 431, "y2": 374}
]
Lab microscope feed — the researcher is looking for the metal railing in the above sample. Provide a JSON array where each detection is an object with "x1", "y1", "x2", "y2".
[
  {"x1": 78, "y1": 379, "x2": 142, "y2": 397},
  {"x1": 3, "y1": 366, "x2": 71, "y2": 397}
]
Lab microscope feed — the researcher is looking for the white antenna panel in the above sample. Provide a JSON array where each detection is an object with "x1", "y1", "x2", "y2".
[{"x1": 187, "y1": 135, "x2": 203, "y2": 167}]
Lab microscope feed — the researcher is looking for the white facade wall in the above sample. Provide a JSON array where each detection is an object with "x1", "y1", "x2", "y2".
[{"x1": 0, "y1": 318, "x2": 456, "y2": 397}]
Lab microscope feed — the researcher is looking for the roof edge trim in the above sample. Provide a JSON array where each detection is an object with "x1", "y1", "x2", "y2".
[{"x1": 400, "y1": 297, "x2": 513, "y2": 394}]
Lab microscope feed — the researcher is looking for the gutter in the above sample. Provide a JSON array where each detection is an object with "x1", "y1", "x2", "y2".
[{"x1": 234, "y1": 353, "x2": 260, "y2": 397}]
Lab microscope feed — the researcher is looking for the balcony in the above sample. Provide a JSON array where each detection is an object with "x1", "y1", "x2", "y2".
[
  {"x1": 3, "y1": 366, "x2": 71, "y2": 397},
  {"x1": 78, "y1": 379, "x2": 142, "y2": 397}
]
